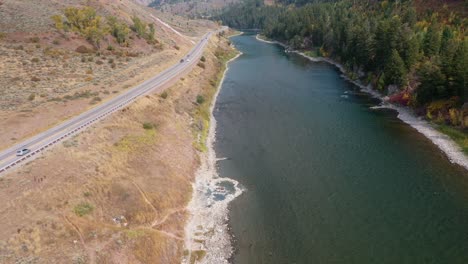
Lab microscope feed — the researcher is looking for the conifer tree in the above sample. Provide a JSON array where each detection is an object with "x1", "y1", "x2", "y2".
[{"x1": 384, "y1": 49, "x2": 406, "y2": 86}]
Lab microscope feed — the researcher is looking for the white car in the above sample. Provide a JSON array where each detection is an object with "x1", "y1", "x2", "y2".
[{"x1": 16, "y1": 148, "x2": 30, "y2": 156}]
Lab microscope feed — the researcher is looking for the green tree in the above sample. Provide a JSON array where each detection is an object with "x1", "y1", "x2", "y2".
[
  {"x1": 400, "y1": 30, "x2": 420, "y2": 70},
  {"x1": 452, "y1": 39, "x2": 467, "y2": 101},
  {"x1": 423, "y1": 23, "x2": 441, "y2": 57},
  {"x1": 83, "y1": 24, "x2": 106, "y2": 48},
  {"x1": 384, "y1": 49, "x2": 407, "y2": 86},
  {"x1": 148, "y1": 23, "x2": 155, "y2": 42},
  {"x1": 131, "y1": 16, "x2": 147, "y2": 38},
  {"x1": 440, "y1": 26, "x2": 454, "y2": 51},
  {"x1": 417, "y1": 62, "x2": 447, "y2": 104},
  {"x1": 107, "y1": 16, "x2": 130, "y2": 44}
]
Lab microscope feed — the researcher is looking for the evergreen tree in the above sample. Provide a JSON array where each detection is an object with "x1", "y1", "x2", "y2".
[
  {"x1": 417, "y1": 62, "x2": 447, "y2": 104},
  {"x1": 423, "y1": 23, "x2": 441, "y2": 57},
  {"x1": 452, "y1": 40, "x2": 467, "y2": 101},
  {"x1": 384, "y1": 49, "x2": 407, "y2": 86}
]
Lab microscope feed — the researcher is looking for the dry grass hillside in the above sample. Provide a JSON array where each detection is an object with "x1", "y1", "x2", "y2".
[
  {"x1": 0, "y1": 0, "x2": 217, "y2": 150},
  {"x1": 0, "y1": 33, "x2": 236, "y2": 263},
  {"x1": 150, "y1": 0, "x2": 241, "y2": 18}
]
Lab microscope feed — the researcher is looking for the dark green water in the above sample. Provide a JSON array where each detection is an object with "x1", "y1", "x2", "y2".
[{"x1": 214, "y1": 34, "x2": 468, "y2": 263}]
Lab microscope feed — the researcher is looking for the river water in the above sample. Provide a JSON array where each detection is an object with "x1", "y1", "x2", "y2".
[{"x1": 213, "y1": 34, "x2": 468, "y2": 263}]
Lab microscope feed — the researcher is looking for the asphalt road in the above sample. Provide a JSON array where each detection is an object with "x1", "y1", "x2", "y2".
[{"x1": 0, "y1": 30, "x2": 217, "y2": 174}]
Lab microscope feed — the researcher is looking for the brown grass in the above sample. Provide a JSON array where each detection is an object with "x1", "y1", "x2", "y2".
[{"x1": 0, "y1": 34, "x2": 234, "y2": 263}]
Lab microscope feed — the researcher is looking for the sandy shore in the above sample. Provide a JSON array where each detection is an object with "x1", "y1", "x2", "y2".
[
  {"x1": 256, "y1": 34, "x2": 468, "y2": 171},
  {"x1": 182, "y1": 51, "x2": 243, "y2": 264}
]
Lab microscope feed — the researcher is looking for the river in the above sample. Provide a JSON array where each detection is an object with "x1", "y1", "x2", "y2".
[{"x1": 213, "y1": 34, "x2": 468, "y2": 263}]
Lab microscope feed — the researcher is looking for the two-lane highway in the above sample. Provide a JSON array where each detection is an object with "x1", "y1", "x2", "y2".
[{"x1": 0, "y1": 30, "x2": 218, "y2": 175}]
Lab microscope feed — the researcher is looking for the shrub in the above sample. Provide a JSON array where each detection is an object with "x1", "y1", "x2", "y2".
[
  {"x1": 196, "y1": 95, "x2": 205, "y2": 104},
  {"x1": 31, "y1": 58, "x2": 39, "y2": 63},
  {"x1": 107, "y1": 45, "x2": 114, "y2": 51},
  {"x1": 49, "y1": 97, "x2": 63, "y2": 102},
  {"x1": 28, "y1": 93, "x2": 36, "y2": 101},
  {"x1": 87, "y1": 57, "x2": 94, "y2": 62},
  {"x1": 148, "y1": 23, "x2": 155, "y2": 42},
  {"x1": 90, "y1": 96, "x2": 101, "y2": 104},
  {"x1": 146, "y1": 23, "x2": 158, "y2": 44},
  {"x1": 200, "y1": 56, "x2": 206, "y2": 62},
  {"x1": 86, "y1": 68, "x2": 93, "y2": 74},
  {"x1": 35, "y1": 44, "x2": 41, "y2": 49},
  {"x1": 52, "y1": 39, "x2": 60, "y2": 45},
  {"x1": 31, "y1": 76, "x2": 40, "y2": 82},
  {"x1": 76, "y1": 45, "x2": 91, "y2": 54},
  {"x1": 73, "y1": 202, "x2": 93, "y2": 217},
  {"x1": 63, "y1": 90, "x2": 97, "y2": 100},
  {"x1": 142, "y1": 122, "x2": 154, "y2": 130},
  {"x1": 0, "y1": 32, "x2": 6, "y2": 40},
  {"x1": 111, "y1": 63, "x2": 116, "y2": 69},
  {"x1": 108, "y1": 58, "x2": 114, "y2": 64},
  {"x1": 95, "y1": 60, "x2": 103, "y2": 65},
  {"x1": 30, "y1": 37, "x2": 40, "y2": 43},
  {"x1": 126, "y1": 52, "x2": 139, "y2": 57},
  {"x1": 197, "y1": 62, "x2": 205, "y2": 69},
  {"x1": 81, "y1": 57, "x2": 86, "y2": 62},
  {"x1": 174, "y1": 45, "x2": 180, "y2": 50},
  {"x1": 160, "y1": 91, "x2": 168, "y2": 99}
]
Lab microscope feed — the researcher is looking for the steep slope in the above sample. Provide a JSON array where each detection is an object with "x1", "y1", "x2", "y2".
[{"x1": 149, "y1": 0, "x2": 241, "y2": 18}]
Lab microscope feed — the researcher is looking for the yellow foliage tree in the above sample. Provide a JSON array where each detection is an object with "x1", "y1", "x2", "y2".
[
  {"x1": 59, "y1": 7, "x2": 107, "y2": 48},
  {"x1": 51, "y1": 15, "x2": 64, "y2": 31}
]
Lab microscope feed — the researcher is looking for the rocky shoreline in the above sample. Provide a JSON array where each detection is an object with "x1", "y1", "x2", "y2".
[{"x1": 182, "y1": 51, "x2": 243, "y2": 264}]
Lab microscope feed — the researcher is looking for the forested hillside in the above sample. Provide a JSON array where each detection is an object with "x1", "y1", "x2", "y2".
[{"x1": 217, "y1": 0, "x2": 468, "y2": 130}]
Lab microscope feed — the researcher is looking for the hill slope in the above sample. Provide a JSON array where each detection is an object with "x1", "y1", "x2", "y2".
[{"x1": 149, "y1": 0, "x2": 241, "y2": 18}]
